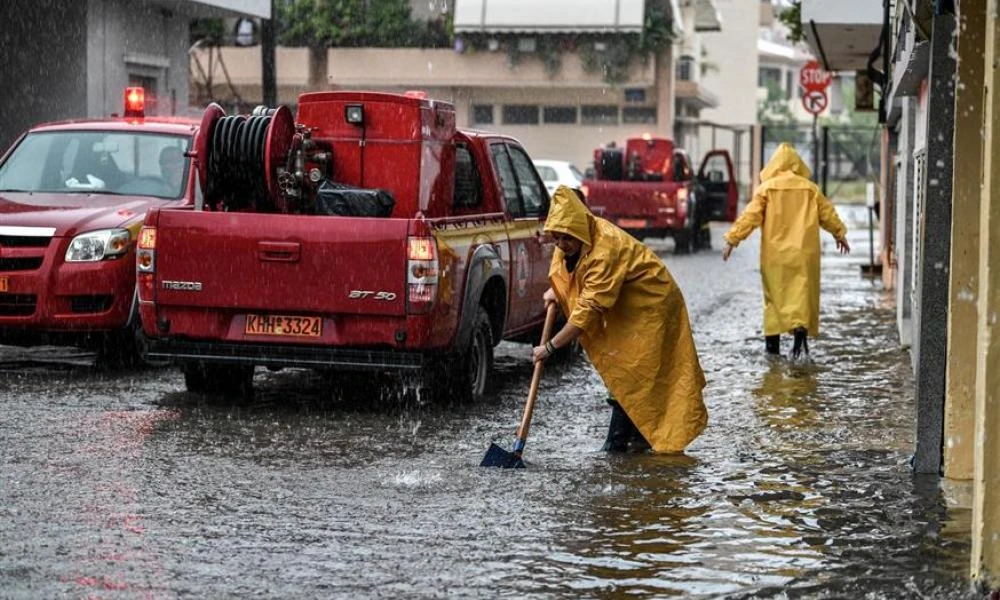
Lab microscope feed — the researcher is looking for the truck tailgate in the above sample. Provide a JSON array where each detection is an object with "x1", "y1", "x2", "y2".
[
  {"x1": 153, "y1": 210, "x2": 410, "y2": 316},
  {"x1": 586, "y1": 181, "x2": 682, "y2": 219}
]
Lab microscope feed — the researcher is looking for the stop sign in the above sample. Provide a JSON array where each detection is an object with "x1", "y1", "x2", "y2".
[{"x1": 799, "y1": 60, "x2": 832, "y2": 92}]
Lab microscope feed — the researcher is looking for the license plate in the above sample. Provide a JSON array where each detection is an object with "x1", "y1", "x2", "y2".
[
  {"x1": 245, "y1": 314, "x2": 322, "y2": 338},
  {"x1": 0, "y1": 276, "x2": 6, "y2": 292},
  {"x1": 617, "y1": 218, "x2": 648, "y2": 228}
]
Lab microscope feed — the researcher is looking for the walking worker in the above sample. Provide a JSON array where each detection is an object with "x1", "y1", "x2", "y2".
[
  {"x1": 721, "y1": 142, "x2": 851, "y2": 358},
  {"x1": 532, "y1": 186, "x2": 707, "y2": 454}
]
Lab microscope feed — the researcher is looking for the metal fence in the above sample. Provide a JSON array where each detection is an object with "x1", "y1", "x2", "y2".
[{"x1": 761, "y1": 124, "x2": 881, "y2": 202}]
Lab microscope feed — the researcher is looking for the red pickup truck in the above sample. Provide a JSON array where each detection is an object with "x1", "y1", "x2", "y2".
[
  {"x1": 0, "y1": 88, "x2": 199, "y2": 365},
  {"x1": 581, "y1": 136, "x2": 739, "y2": 253},
  {"x1": 137, "y1": 91, "x2": 554, "y2": 401}
]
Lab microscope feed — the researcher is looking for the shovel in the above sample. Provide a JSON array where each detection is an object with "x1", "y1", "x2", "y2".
[{"x1": 481, "y1": 303, "x2": 558, "y2": 468}]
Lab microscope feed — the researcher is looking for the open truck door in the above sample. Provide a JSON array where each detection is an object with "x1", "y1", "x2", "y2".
[{"x1": 697, "y1": 150, "x2": 739, "y2": 222}]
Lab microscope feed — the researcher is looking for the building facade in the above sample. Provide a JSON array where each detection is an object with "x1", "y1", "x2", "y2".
[
  {"x1": 0, "y1": 0, "x2": 269, "y2": 151},
  {"x1": 803, "y1": 0, "x2": 1000, "y2": 588},
  {"x1": 190, "y1": 0, "x2": 739, "y2": 179}
]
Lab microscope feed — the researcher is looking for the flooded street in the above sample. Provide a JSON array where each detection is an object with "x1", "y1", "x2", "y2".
[{"x1": 0, "y1": 219, "x2": 979, "y2": 598}]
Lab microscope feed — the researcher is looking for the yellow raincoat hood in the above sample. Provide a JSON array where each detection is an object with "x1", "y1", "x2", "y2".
[
  {"x1": 760, "y1": 142, "x2": 811, "y2": 182},
  {"x1": 544, "y1": 186, "x2": 592, "y2": 248},
  {"x1": 723, "y1": 144, "x2": 847, "y2": 336},
  {"x1": 546, "y1": 186, "x2": 707, "y2": 453}
]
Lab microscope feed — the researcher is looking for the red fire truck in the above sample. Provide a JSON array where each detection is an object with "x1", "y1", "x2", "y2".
[
  {"x1": 137, "y1": 91, "x2": 555, "y2": 401},
  {"x1": 0, "y1": 88, "x2": 199, "y2": 365},
  {"x1": 581, "y1": 136, "x2": 739, "y2": 253}
]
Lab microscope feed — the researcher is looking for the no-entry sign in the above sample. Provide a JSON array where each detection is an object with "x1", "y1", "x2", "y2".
[
  {"x1": 802, "y1": 89, "x2": 828, "y2": 115},
  {"x1": 799, "y1": 60, "x2": 832, "y2": 92}
]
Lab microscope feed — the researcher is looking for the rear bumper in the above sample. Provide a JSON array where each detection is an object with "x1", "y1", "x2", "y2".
[{"x1": 144, "y1": 337, "x2": 430, "y2": 372}]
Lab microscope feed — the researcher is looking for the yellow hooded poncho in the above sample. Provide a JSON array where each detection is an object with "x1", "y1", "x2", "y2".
[
  {"x1": 545, "y1": 187, "x2": 707, "y2": 453},
  {"x1": 723, "y1": 143, "x2": 847, "y2": 337}
]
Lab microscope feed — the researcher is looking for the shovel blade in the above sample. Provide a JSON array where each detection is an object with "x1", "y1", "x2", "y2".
[{"x1": 480, "y1": 443, "x2": 525, "y2": 468}]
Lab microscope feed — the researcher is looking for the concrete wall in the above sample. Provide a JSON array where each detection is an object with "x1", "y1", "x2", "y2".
[
  {"x1": 87, "y1": 0, "x2": 193, "y2": 119},
  {"x1": 696, "y1": 0, "x2": 759, "y2": 186},
  {"x1": 0, "y1": 0, "x2": 88, "y2": 151},
  {"x1": 894, "y1": 97, "x2": 916, "y2": 347}
]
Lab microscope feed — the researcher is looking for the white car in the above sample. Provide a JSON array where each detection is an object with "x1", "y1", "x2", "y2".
[{"x1": 533, "y1": 159, "x2": 585, "y2": 195}]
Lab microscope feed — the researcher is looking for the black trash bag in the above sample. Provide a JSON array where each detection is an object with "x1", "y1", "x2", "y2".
[{"x1": 314, "y1": 180, "x2": 395, "y2": 217}]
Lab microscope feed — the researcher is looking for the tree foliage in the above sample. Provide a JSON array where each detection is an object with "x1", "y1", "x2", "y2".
[
  {"x1": 777, "y1": 1, "x2": 803, "y2": 43},
  {"x1": 276, "y1": 0, "x2": 451, "y2": 48}
]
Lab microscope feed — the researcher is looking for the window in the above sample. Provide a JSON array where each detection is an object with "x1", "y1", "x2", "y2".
[
  {"x1": 535, "y1": 165, "x2": 557, "y2": 182},
  {"x1": 622, "y1": 107, "x2": 656, "y2": 124},
  {"x1": 0, "y1": 130, "x2": 189, "y2": 199},
  {"x1": 543, "y1": 106, "x2": 577, "y2": 124},
  {"x1": 490, "y1": 143, "x2": 547, "y2": 218},
  {"x1": 472, "y1": 104, "x2": 494, "y2": 125},
  {"x1": 785, "y1": 70, "x2": 794, "y2": 99},
  {"x1": 581, "y1": 105, "x2": 618, "y2": 125},
  {"x1": 507, "y1": 145, "x2": 546, "y2": 217},
  {"x1": 453, "y1": 145, "x2": 481, "y2": 209},
  {"x1": 672, "y1": 153, "x2": 692, "y2": 181},
  {"x1": 502, "y1": 105, "x2": 540, "y2": 125},
  {"x1": 758, "y1": 67, "x2": 781, "y2": 89},
  {"x1": 624, "y1": 88, "x2": 647, "y2": 102},
  {"x1": 491, "y1": 144, "x2": 523, "y2": 216},
  {"x1": 676, "y1": 56, "x2": 696, "y2": 82}
]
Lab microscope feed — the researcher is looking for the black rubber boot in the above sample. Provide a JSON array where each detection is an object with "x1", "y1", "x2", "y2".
[
  {"x1": 602, "y1": 400, "x2": 651, "y2": 453},
  {"x1": 601, "y1": 400, "x2": 631, "y2": 452},
  {"x1": 791, "y1": 327, "x2": 809, "y2": 359},
  {"x1": 765, "y1": 335, "x2": 780, "y2": 355}
]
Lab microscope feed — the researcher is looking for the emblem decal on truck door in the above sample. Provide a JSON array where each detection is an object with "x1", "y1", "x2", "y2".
[{"x1": 515, "y1": 243, "x2": 530, "y2": 298}]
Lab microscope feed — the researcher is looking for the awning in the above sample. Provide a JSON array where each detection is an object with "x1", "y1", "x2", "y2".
[
  {"x1": 454, "y1": 0, "x2": 646, "y2": 33},
  {"x1": 694, "y1": 0, "x2": 722, "y2": 32}
]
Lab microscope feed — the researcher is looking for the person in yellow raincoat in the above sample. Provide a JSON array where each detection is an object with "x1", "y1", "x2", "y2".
[
  {"x1": 722, "y1": 142, "x2": 851, "y2": 358},
  {"x1": 531, "y1": 186, "x2": 707, "y2": 453}
]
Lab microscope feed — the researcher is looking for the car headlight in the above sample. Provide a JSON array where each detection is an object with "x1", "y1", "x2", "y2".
[{"x1": 65, "y1": 229, "x2": 131, "y2": 262}]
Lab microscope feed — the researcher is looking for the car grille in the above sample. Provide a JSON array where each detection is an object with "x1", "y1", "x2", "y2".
[
  {"x1": 0, "y1": 257, "x2": 44, "y2": 272},
  {"x1": 0, "y1": 294, "x2": 36, "y2": 316},
  {"x1": 0, "y1": 234, "x2": 51, "y2": 248},
  {"x1": 69, "y1": 295, "x2": 114, "y2": 313}
]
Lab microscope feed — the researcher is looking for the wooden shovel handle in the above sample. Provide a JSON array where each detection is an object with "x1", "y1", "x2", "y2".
[{"x1": 515, "y1": 303, "x2": 559, "y2": 444}]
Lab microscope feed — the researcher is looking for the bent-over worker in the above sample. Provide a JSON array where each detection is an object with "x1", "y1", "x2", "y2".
[{"x1": 532, "y1": 186, "x2": 708, "y2": 453}]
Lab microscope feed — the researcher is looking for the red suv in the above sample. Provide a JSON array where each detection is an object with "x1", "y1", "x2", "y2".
[{"x1": 0, "y1": 88, "x2": 199, "y2": 365}]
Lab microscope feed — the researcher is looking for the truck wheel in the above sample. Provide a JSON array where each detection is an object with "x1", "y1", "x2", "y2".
[
  {"x1": 182, "y1": 362, "x2": 255, "y2": 398},
  {"x1": 673, "y1": 229, "x2": 692, "y2": 255},
  {"x1": 446, "y1": 306, "x2": 494, "y2": 404},
  {"x1": 673, "y1": 197, "x2": 697, "y2": 255}
]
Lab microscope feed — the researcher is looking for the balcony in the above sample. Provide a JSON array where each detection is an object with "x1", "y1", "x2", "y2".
[{"x1": 800, "y1": 0, "x2": 883, "y2": 72}]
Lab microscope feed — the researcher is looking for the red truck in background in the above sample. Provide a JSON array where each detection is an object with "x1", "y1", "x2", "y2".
[
  {"x1": 137, "y1": 91, "x2": 555, "y2": 401},
  {"x1": 0, "y1": 88, "x2": 199, "y2": 365},
  {"x1": 580, "y1": 136, "x2": 739, "y2": 254}
]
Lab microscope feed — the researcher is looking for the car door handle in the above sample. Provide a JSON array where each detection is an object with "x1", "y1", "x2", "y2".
[{"x1": 258, "y1": 241, "x2": 300, "y2": 262}]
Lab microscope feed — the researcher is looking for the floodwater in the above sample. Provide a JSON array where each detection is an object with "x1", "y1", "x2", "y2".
[{"x1": 0, "y1": 220, "x2": 982, "y2": 598}]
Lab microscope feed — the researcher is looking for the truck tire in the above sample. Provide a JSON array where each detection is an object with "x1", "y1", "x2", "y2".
[
  {"x1": 673, "y1": 195, "x2": 697, "y2": 255},
  {"x1": 182, "y1": 362, "x2": 255, "y2": 398},
  {"x1": 435, "y1": 306, "x2": 494, "y2": 404}
]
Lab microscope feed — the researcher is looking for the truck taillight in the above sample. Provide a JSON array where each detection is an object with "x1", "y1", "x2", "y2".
[
  {"x1": 407, "y1": 236, "x2": 438, "y2": 314},
  {"x1": 136, "y1": 226, "x2": 156, "y2": 301}
]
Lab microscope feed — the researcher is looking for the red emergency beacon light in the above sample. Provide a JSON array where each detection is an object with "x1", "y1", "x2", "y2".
[{"x1": 124, "y1": 87, "x2": 145, "y2": 119}]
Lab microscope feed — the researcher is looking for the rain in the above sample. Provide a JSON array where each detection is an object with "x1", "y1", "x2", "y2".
[{"x1": 0, "y1": 0, "x2": 992, "y2": 598}]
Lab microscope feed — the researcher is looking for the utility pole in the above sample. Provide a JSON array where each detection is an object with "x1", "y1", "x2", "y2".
[{"x1": 262, "y1": 0, "x2": 277, "y2": 106}]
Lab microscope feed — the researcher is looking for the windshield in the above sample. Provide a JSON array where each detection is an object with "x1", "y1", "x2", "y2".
[
  {"x1": 0, "y1": 130, "x2": 191, "y2": 199},
  {"x1": 569, "y1": 163, "x2": 585, "y2": 182}
]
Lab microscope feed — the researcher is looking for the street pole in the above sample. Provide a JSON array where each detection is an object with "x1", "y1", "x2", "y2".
[
  {"x1": 812, "y1": 114, "x2": 819, "y2": 184},
  {"x1": 262, "y1": 0, "x2": 277, "y2": 107}
]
